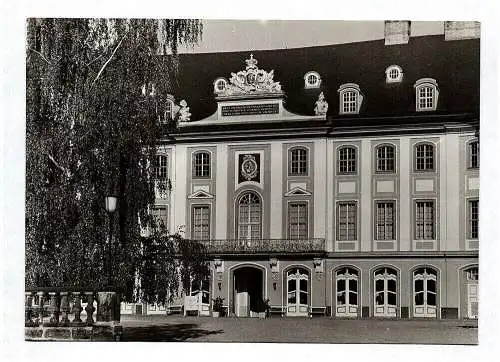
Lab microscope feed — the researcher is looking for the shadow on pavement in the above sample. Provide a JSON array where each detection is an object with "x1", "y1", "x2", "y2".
[{"x1": 122, "y1": 323, "x2": 223, "y2": 342}]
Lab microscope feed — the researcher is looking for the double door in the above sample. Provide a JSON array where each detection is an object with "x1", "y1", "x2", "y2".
[{"x1": 287, "y1": 268, "x2": 309, "y2": 316}]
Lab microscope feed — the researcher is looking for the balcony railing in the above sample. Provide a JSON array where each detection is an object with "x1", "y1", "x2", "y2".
[{"x1": 198, "y1": 238, "x2": 326, "y2": 255}]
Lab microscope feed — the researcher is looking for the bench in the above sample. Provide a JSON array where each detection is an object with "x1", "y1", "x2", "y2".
[
  {"x1": 167, "y1": 305, "x2": 183, "y2": 315},
  {"x1": 309, "y1": 306, "x2": 327, "y2": 317},
  {"x1": 269, "y1": 305, "x2": 285, "y2": 317}
]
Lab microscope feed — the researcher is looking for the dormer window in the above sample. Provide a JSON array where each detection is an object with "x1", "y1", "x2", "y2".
[
  {"x1": 214, "y1": 78, "x2": 228, "y2": 93},
  {"x1": 304, "y1": 71, "x2": 321, "y2": 89},
  {"x1": 385, "y1": 65, "x2": 403, "y2": 83},
  {"x1": 162, "y1": 99, "x2": 174, "y2": 124},
  {"x1": 338, "y1": 83, "x2": 363, "y2": 115},
  {"x1": 414, "y1": 78, "x2": 439, "y2": 112}
]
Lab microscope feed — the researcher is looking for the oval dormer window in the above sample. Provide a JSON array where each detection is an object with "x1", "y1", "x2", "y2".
[
  {"x1": 213, "y1": 78, "x2": 228, "y2": 94},
  {"x1": 385, "y1": 65, "x2": 403, "y2": 83},
  {"x1": 304, "y1": 71, "x2": 321, "y2": 89}
]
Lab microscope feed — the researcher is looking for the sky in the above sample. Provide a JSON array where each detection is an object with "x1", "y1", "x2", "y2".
[{"x1": 179, "y1": 20, "x2": 445, "y2": 53}]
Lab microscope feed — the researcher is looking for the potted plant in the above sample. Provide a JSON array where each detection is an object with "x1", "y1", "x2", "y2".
[
  {"x1": 212, "y1": 296, "x2": 224, "y2": 318},
  {"x1": 256, "y1": 298, "x2": 270, "y2": 319}
]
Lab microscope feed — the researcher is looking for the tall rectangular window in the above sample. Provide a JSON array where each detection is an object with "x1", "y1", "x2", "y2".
[
  {"x1": 289, "y1": 148, "x2": 308, "y2": 176},
  {"x1": 342, "y1": 91, "x2": 357, "y2": 113},
  {"x1": 376, "y1": 145, "x2": 395, "y2": 172},
  {"x1": 338, "y1": 147, "x2": 357, "y2": 174},
  {"x1": 154, "y1": 155, "x2": 168, "y2": 181},
  {"x1": 468, "y1": 200, "x2": 479, "y2": 239},
  {"x1": 288, "y1": 203, "x2": 308, "y2": 239},
  {"x1": 375, "y1": 201, "x2": 395, "y2": 240},
  {"x1": 192, "y1": 206, "x2": 210, "y2": 240},
  {"x1": 337, "y1": 202, "x2": 357, "y2": 241},
  {"x1": 415, "y1": 201, "x2": 435, "y2": 240},
  {"x1": 418, "y1": 86, "x2": 434, "y2": 110},
  {"x1": 151, "y1": 206, "x2": 168, "y2": 231},
  {"x1": 193, "y1": 152, "x2": 210, "y2": 178},
  {"x1": 469, "y1": 141, "x2": 479, "y2": 169},
  {"x1": 415, "y1": 143, "x2": 434, "y2": 171}
]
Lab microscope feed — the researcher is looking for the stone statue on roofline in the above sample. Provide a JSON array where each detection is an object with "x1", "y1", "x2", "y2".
[
  {"x1": 314, "y1": 92, "x2": 328, "y2": 116},
  {"x1": 178, "y1": 100, "x2": 191, "y2": 122}
]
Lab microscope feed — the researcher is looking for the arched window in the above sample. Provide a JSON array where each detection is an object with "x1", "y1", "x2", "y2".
[
  {"x1": 237, "y1": 192, "x2": 262, "y2": 240},
  {"x1": 335, "y1": 267, "x2": 359, "y2": 317},
  {"x1": 376, "y1": 144, "x2": 395, "y2": 172},
  {"x1": 414, "y1": 143, "x2": 434, "y2": 171},
  {"x1": 338, "y1": 83, "x2": 363, "y2": 115},
  {"x1": 373, "y1": 267, "x2": 398, "y2": 317},
  {"x1": 193, "y1": 151, "x2": 211, "y2": 178},
  {"x1": 413, "y1": 267, "x2": 437, "y2": 318},
  {"x1": 154, "y1": 154, "x2": 168, "y2": 181},
  {"x1": 338, "y1": 146, "x2": 357, "y2": 174},
  {"x1": 289, "y1": 147, "x2": 308, "y2": 176},
  {"x1": 414, "y1": 78, "x2": 439, "y2": 111}
]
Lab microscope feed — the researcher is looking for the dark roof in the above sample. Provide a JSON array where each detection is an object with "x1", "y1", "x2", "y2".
[{"x1": 170, "y1": 34, "x2": 479, "y2": 125}]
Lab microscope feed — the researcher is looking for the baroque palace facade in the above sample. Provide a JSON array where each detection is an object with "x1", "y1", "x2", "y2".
[{"x1": 122, "y1": 21, "x2": 480, "y2": 319}]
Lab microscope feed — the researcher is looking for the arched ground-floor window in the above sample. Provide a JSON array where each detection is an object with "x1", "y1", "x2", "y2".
[
  {"x1": 285, "y1": 267, "x2": 310, "y2": 317},
  {"x1": 373, "y1": 267, "x2": 398, "y2": 317},
  {"x1": 334, "y1": 267, "x2": 359, "y2": 317},
  {"x1": 412, "y1": 267, "x2": 438, "y2": 318},
  {"x1": 462, "y1": 266, "x2": 478, "y2": 319}
]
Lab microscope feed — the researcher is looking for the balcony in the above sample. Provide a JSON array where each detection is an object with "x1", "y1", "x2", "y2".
[{"x1": 198, "y1": 238, "x2": 326, "y2": 256}]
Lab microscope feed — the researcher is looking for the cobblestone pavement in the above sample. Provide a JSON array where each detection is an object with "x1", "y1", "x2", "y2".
[{"x1": 120, "y1": 315, "x2": 478, "y2": 344}]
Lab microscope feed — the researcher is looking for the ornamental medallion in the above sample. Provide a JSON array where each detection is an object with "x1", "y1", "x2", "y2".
[{"x1": 240, "y1": 155, "x2": 258, "y2": 181}]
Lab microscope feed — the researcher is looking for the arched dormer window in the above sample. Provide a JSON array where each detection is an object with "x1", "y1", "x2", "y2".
[
  {"x1": 414, "y1": 78, "x2": 439, "y2": 112},
  {"x1": 289, "y1": 147, "x2": 308, "y2": 176},
  {"x1": 338, "y1": 83, "x2": 363, "y2": 115},
  {"x1": 213, "y1": 78, "x2": 228, "y2": 94},
  {"x1": 304, "y1": 71, "x2": 321, "y2": 89},
  {"x1": 385, "y1": 65, "x2": 403, "y2": 83}
]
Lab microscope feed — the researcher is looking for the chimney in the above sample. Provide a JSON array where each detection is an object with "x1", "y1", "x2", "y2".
[
  {"x1": 444, "y1": 21, "x2": 480, "y2": 40},
  {"x1": 384, "y1": 21, "x2": 411, "y2": 45}
]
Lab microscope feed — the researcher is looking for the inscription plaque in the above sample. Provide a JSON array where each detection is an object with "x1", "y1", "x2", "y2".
[{"x1": 222, "y1": 103, "x2": 279, "y2": 116}]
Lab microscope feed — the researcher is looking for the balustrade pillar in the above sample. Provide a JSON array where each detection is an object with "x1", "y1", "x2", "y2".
[
  {"x1": 84, "y1": 292, "x2": 95, "y2": 325},
  {"x1": 36, "y1": 291, "x2": 45, "y2": 325},
  {"x1": 25, "y1": 292, "x2": 34, "y2": 326},
  {"x1": 59, "y1": 292, "x2": 70, "y2": 325},
  {"x1": 48, "y1": 292, "x2": 60, "y2": 325},
  {"x1": 72, "y1": 291, "x2": 83, "y2": 323}
]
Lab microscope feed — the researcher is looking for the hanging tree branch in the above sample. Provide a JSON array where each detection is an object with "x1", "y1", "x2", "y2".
[
  {"x1": 29, "y1": 48, "x2": 50, "y2": 65},
  {"x1": 47, "y1": 153, "x2": 72, "y2": 178},
  {"x1": 92, "y1": 35, "x2": 126, "y2": 86}
]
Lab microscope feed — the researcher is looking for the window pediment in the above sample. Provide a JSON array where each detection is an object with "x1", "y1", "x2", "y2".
[{"x1": 187, "y1": 190, "x2": 214, "y2": 199}]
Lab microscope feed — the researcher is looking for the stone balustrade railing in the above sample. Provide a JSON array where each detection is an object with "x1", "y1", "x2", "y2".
[
  {"x1": 25, "y1": 288, "x2": 121, "y2": 341},
  {"x1": 25, "y1": 289, "x2": 97, "y2": 328}
]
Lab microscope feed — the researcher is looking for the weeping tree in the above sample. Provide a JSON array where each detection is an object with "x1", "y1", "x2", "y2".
[{"x1": 26, "y1": 18, "x2": 209, "y2": 304}]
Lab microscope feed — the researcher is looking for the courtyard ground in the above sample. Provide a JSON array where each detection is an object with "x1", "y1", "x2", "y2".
[{"x1": 119, "y1": 314, "x2": 478, "y2": 344}]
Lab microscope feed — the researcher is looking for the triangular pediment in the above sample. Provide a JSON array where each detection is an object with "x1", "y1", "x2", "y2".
[
  {"x1": 284, "y1": 187, "x2": 312, "y2": 197},
  {"x1": 188, "y1": 190, "x2": 214, "y2": 199}
]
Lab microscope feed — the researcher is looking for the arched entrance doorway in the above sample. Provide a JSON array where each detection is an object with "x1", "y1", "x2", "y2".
[{"x1": 232, "y1": 266, "x2": 265, "y2": 317}]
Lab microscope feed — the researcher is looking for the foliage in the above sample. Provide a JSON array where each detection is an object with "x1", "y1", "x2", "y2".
[
  {"x1": 25, "y1": 18, "x2": 206, "y2": 303},
  {"x1": 212, "y1": 296, "x2": 224, "y2": 313}
]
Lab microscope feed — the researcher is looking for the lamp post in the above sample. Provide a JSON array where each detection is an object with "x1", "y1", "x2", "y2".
[{"x1": 105, "y1": 195, "x2": 118, "y2": 288}]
